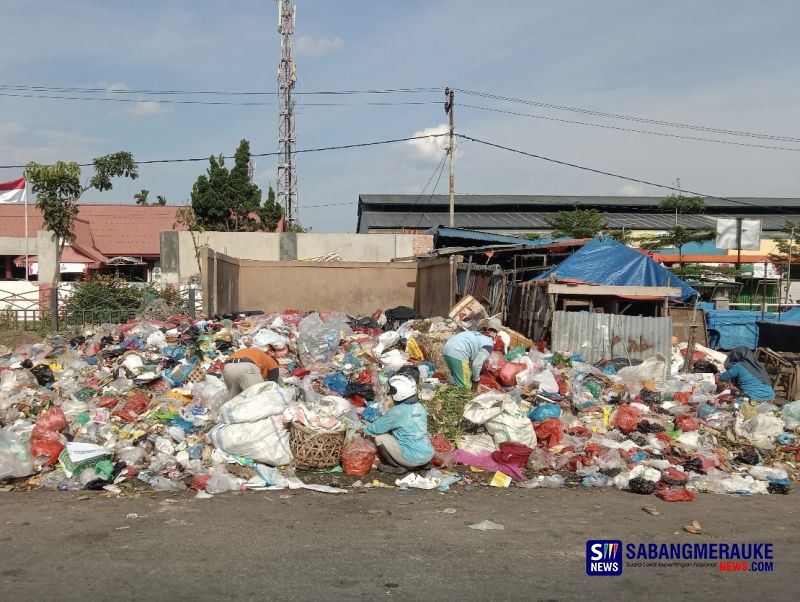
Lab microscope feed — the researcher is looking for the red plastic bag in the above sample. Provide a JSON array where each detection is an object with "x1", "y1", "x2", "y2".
[
  {"x1": 673, "y1": 391, "x2": 692, "y2": 404},
  {"x1": 655, "y1": 486, "x2": 695, "y2": 502},
  {"x1": 479, "y1": 373, "x2": 503, "y2": 391},
  {"x1": 35, "y1": 407, "x2": 67, "y2": 432},
  {"x1": 661, "y1": 467, "x2": 689, "y2": 485},
  {"x1": 112, "y1": 391, "x2": 151, "y2": 422},
  {"x1": 499, "y1": 362, "x2": 525, "y2": 387},
  {"x1": 487, "y1": 351, "x2": 507, "y2": 374},
  {"x1": 491, "y1": 442, "x2": 533, "y2": 467},
  {"x1": 190, "y1": 475, "x2": 212, "y2": 491},
  {"x1": 30, "y1": 428, "x2": 65, "y2": 467},
  {"x1": 342, "y1": 436, "x2": 377, "y2": 477},
  {"x1": 430, "y1": 433, "x2": 455, "y2": 467},
  {"x1": 612, "y1": 404, "x2": 643, "y2": 435},
  {"x1": 675, "y1": 414, "x2": 700, "y2": 432},
  {"x1": 534, "y1": 418, "x2": 563, "y2": 448}
]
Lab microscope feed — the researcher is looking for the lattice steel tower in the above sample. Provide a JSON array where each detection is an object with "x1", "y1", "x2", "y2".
[{"x1": 276, "y1": 0, "x2": 297, "y2": 224}]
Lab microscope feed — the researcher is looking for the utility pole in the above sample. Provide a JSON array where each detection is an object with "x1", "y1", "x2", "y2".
[
  {"x1": 786, "y1": 226, "x2": 795, "y2": 305},
  {"x1": 445, "y1": 87, "x2": 455, "y2": 228},
  {"x1": 276, "y1": 0, "x2": 298, "y2": 226}
]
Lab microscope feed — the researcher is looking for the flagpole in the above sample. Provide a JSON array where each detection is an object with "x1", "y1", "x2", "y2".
[{"x1": 24, "y1": 181, "x2": 29, "y2": 281}]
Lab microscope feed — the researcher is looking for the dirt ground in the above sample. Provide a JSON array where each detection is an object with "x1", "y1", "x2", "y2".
[
  {"x1": 0, "y1": 329, "x2": 44, "y2": 349},
  {"x1": 0, "y1": 487, "x2": 796, "y2": 601}
]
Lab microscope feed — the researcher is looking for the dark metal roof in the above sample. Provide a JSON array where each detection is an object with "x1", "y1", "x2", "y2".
[
  {"x1": 358, "y1": 210, "x2": 792, "y2": 233},
  {"x1": 359, "y1": 194, "x2": 800, "y2": 210},
  {"x1": 357, "y1": 194, "x2": 800, "y2": 234},
  {"x1": 429, "y1": 226, "x2": 539, "y2": 246}
]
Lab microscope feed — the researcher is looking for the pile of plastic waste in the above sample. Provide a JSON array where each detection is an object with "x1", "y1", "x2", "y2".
[{"x1": 0, "y1": 304, "x2": 797, "y2": 500}]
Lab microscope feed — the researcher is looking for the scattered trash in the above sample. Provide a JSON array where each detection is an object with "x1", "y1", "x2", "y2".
[
  {"x1": 642, "y1": 505, "x2": 660, "y2": 516},
  {"x1": 468, "y1": 520, "x2": 505, "y2": 531},
  {"x1": 683, "y1": 520, "x2": 702, "y2": 534}
]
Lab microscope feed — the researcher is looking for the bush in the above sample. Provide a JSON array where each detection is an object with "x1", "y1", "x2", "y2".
[{"x1": 62, "y1": 276, "x2": 181, "y2": 326}]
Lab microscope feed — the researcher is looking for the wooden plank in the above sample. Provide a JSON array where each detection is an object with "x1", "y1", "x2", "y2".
[{"x1": 547, "y1": 283, "x2": 682, "y2": 297}]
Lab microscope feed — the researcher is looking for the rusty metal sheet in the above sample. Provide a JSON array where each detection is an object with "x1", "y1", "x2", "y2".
[{"x1": 551, "y1": 311, "x2": 672, "y2": 364}]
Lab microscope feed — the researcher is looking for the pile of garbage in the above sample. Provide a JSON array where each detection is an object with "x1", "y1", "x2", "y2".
[{"x1": 0, "y1": 301, "x2": 797, "y2": 500}]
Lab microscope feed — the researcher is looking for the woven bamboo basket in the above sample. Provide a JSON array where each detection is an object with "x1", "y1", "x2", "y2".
[
  {"x1": 413, "y1": 332, "x2": 452, "y2": 374},
  {"x1": 289, "y1": 422, "x2": 347, "y2": 470}
]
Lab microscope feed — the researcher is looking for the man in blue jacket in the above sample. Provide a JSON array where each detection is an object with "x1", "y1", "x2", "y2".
[
  {"x1": 364, "y1": 374, "x2": 434, "y2": 474},
  {"x1": 718, "y1": 346, "x2": 775, "y2": 402},
  {"x1": 442, "y1": 324, "x2": 499, "y2": 390}
]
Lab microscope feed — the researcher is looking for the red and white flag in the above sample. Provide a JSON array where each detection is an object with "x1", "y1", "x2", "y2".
[{"x1": 0, "y1": 177, "x2": 26, "y2": 204}]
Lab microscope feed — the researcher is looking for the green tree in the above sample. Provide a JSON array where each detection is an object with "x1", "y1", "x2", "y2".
[
  {"x1": 638, "y1": 225, "x2": 716, "y2": 265},
  {"x1": 24, "y1": 152, "x2": 138, "y2": 286},
  {"x1": 659, "y1": 194, "x2": 706, "y2": 223},
  {"x1": 134, "y1": 189, "x2": 149, "y2": 205},
  {"x1": 134, "y1": 189, "x2": 168, "y2": 206},
  {"x1": 546, "y1": 207, "x2": 606, "y2": 239},
  {"x1": 190, "y1": 139, "x2": 282, "y2": 232}
]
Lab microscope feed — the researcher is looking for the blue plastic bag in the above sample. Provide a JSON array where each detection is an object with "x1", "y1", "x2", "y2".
[{"x1": 528, "y1": 402, "x2": 562, "y2": 422}]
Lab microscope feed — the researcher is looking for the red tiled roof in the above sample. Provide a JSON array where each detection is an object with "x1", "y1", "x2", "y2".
[
  {"x1": 0, "y1": 204, "x2": 184, "y2": 257},
  {"x1": 14, "y1": 246, "x2": 102, "y2": 268}
]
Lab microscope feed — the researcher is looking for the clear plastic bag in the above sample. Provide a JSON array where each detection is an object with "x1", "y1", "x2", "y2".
[{"x1": 342, "y1": 436, "x2": 377, "y2": 477}]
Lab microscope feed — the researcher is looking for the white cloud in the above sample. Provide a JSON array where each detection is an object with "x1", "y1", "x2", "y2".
[
  {"x1": 295, "y1": 35, "x2": 344, "y2": 58},
  {"x1": 618, "y1": 183, "x2": 643, "y2": 196},
  {"x1": 406, "y1": 124, "x2": 451, "y2": 163},
  {"x1": 130, "y1": 100, "x2": 168, "y2": 116}
]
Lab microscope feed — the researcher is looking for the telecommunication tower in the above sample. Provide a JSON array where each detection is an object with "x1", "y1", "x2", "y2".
[{"x1": 276, "y1": 0, "x2": 297, "y2": 224}]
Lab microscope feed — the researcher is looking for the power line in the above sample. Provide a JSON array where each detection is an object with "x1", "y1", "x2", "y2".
[
  {"x1": 0, "y1": 133, "x2": 449, "y2": 170},
  {"x1": 0, "y1": 91, "x2": 440, "y2": 107},
  {"x1": 461, "y1": 103, "x2": 800, "y2": 152},
  {"x1": 0, "y1": 84, "x2": 440, "y2": 96},
  {"x1": 456, "y1": 89, "x2": 800, "y2": 143},
  {"x1": 415, "y1": 155, "x2": 450, "y2": 229},
  {"x1": 456, "y1": 133, "x2": 790, "y2": 213},
  {"x1": 398, "y1": 152, "x2": 449, "y2": 228}
]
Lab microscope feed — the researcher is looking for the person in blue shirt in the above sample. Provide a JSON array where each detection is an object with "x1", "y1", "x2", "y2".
[
  {"x1": 718, "y1": 346, "x2": 775, "y2": 402},
  {"x1": 442, "y1": 326, "x2": 498, "y2": 390},
  {"x1": 363, "y1": 374, "x2": 434, "y2": 474}
]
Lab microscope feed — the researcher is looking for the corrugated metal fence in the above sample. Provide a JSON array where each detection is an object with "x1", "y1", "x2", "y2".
[{"x1": 551, "y1": 311, "x2": 672, "y2": 364}]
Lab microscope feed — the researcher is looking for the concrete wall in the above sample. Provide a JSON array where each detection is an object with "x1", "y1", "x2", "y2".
[
  {"x1": 163, "y1": 231, "x2": 433, "y2": 284},
  {"x1": 202, "y1": 249, "x2": 419, "y2": 316},
  {"x1": 416, "y1": 257, "x2": 455, "y2": 318},
  {"x1": 0, "y1": 237, "x2": 37, "y2": 256}
]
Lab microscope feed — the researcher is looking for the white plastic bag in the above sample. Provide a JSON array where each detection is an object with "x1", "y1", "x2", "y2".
[
  {"x1": 380, "y1": 349, "x2": 410, "y2": 371},
  {"x1": 253, "y1": 328, "x2": 287, "y2": 349},
  {"x1": 617, "y1": 354, "x2": 667, "y2": 389},
  {"x1": 373, "y1": 331, "x2": 400, "y2": 357},
  {"x1": 463, "y1": 392, "x2": 537, "y2": 448},
  {"x1": 217, "y1": 381, "x2": 294, "y2": 424},
  {"x1": 0, "y1": 428, "x2": 33, "y2": 479},
  {"x1": 208, "y1": 416, "x2": 292, "y2": 466},
  {"x1": 146, "y1": 330, "x2": 167, "y2": 350}
]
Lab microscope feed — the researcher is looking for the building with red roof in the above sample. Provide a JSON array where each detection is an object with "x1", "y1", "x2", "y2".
[{"x1": 0, "y1": 203, "x2": 185, "y2": 281}]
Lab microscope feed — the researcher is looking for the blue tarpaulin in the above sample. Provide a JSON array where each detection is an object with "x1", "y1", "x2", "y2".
[
  {"x1": 532, "y1": 237, "x2": 698, "y2": 301},
  {"x1": 774, "y1": 306, "x2": 800, "y2": 322},
  {"x1": 706, "y1": 310, "x2": 780, "y2": 349}
]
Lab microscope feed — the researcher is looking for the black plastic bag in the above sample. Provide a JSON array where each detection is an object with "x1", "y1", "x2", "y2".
[
  {"x1": 767, "y1": 482, "x2": 790, "y2": 495},
  {"x1": 636, "y1": 420, "x2": 665, "y2": 434},
  {"x1": 383, "y1": 306, "x2": 420, "y2": 331},
  {"x1": 693, "y1": 360, "x2": 718, "y2": 374},
  {"x1": 30, "y1": 364, "x2": 55, "y2": 386},
  {"x1": 735, "y1": 447, "x2": 761, "y2": 465},
  {"x1": 683, "y1": 457, "x2": 704, "y2": 474},
  {"x1": 343, "y1": 382, "x2": 375, "y2": 401},
  {"x1": 628, "y1": 477, "x2": 657, "y2": 495}
]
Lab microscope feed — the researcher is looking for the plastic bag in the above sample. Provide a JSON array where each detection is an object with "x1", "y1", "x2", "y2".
[
  {"x1": 216, "y1": 382, "x2": 293, "y2": 424},
  {"x1": 612, "y1": 404, "x2": 643, "y2": 435},
  {"x1": 463, "y1": 392, "x2": 537, "y2": 448},
  {"x1": 30, "y1": 430, "x2": 64, "y2": 467},
  {"x1": 528, "y1": 403, "x2": 561, "y2": 422},
  {"x1": 674, "y1": 414, "x2": 700, "y2": 432},
  {"x1": 35, "y1": 407, "x2": 68, "y2": 432},
  {"x1": 208, "y1": 416, "x2": 292, "y2": 466},
  {"x1": 0, "y1": 429, "x2": 33, "y2": 479},
  {"x1": 499, "y1": 362, "x2": 525, "y2": 387},
  {"x1": 533, "y1": 418, "x2": 563, "y2": 449},
  {"x1": 487, "y1": 351, "x2": 507, "y2": 374},
  {"x1": 656, "y1": 486, "x2": 695, "y2": 502},
  {"x1": 781, "y1": 400, "x2": 800, "y2": 431},
  {"x1": 30, "y1": 364, "x2": 55, "y2": 386},
  {"x1": 341, "y1": 436, "x2": 376, "y2": 477}
]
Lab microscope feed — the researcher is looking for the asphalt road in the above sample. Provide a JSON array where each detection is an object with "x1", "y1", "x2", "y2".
[{"x1": 0, "y1": 487, "x2": 796, "y2": 601}]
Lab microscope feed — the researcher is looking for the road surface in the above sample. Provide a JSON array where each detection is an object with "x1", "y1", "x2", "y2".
[{"x1": 0, "y1": 487, "x2": 796, "y2": 601}]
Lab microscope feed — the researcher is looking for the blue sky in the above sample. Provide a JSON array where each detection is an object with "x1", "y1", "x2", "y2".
[{"x1": 1, "y1": 0, "x2": 799, "y2": 231}]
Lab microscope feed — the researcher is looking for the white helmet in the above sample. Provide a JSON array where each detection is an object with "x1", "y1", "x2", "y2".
[{"x1": 388, "y1": 374, "x2": 417, "y2": 403}]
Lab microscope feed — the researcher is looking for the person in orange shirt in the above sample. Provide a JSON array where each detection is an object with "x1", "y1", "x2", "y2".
[{"x1": 222, "y1": 345, "x2": 280, "y2": 399}]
